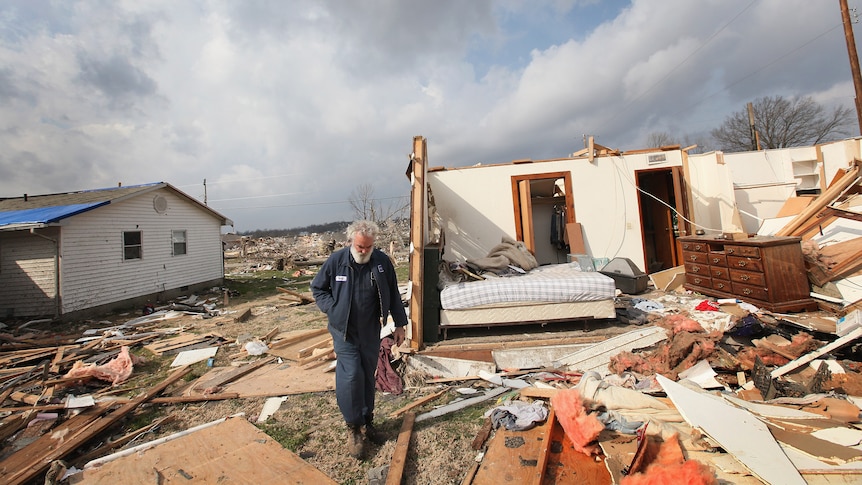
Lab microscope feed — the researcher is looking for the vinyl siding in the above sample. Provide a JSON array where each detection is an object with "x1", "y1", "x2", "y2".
[
  {"x1": 0, "y1": 228, "x2": 59, "y2": 317},
  {"x1": 59, "y1": 188, "x2": 225, "y2": 313}
]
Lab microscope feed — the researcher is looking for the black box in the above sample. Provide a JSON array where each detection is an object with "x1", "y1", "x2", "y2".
[{"x1": 599, "y1": 257, "x2": 650, "y2": 294}]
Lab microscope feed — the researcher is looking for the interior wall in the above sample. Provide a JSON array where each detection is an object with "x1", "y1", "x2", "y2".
[{"x1": 427, "y1": 150, "x2": 685, "y2": 272}]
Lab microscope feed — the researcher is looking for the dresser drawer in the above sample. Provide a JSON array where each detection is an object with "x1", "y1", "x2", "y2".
[
  {"x1": 730, "y1": 270, "x2": 765, "y2": 286},
  {"x1": 684, "y1": 262, "x2": 709, "y2": 276},
  {"x1": 707, "y1": 253, "x2": 727, "y2": 266},
  {"x1": 683, "y1": 251, "x2": 709, "y2": 264},
  {"x1": 686, "y1": 273, "x2": 712, "y2": 288},
  {"x1": 710, "y1": 266, "x2": 730, "y2": 280},
  {"x1": 725, "y1": 245, "x2": 760, "y2": 258},
  {"x1": 732, "y1": 282, "x2": 769, "y2": 301},
  {"x1": 727, "y1": 256, "x2": 764, "y2": 272},
  {"x1": 712, "y1": 278, "x2": 732, "y2": 292},
  {"x1": 681, "y1": 241, "x2": 708, "y2": 252}
]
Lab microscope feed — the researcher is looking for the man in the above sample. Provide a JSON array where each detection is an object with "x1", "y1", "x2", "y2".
[{"x1": 311, "y1": 220, "x2": 408, "y2": 459}]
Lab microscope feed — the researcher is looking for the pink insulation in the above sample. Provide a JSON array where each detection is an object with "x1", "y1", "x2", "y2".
[
  {"x1": 65, "y1": 346, "x2": 137, "y2": 385},
  {"x1": 550, "y1": 388, "x2": 604, "y2": 456}
]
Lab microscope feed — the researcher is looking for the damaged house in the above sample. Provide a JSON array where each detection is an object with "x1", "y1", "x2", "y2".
[
  {"x1": 0, "y1": 182, "x2": 233, "y2": 319},
  {"x1": 404, "y1": 136, "x2": 862, "y2": 346}
]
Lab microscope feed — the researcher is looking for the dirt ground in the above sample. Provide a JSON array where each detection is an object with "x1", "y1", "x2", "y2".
[{"x1": 34, "y1": 280, "x2": 633, "y2": 485}]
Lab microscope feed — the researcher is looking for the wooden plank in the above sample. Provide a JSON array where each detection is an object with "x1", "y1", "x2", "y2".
[
  {"x1": 275, "y1": 287, "x2": 314, "y2": 304},
  {"x1": 295, "y1": 336, "x2": 333, "y2": 359},
  {"x1": 771, "y1": 327, "x2": 862, "y2": 378},
  {"x1": 188, "y1": 362, "x2": 335, "y2": 398},
  {"x1": 776, "y1": 196, "x2": 817, "y2": 217},
  {"x1": 192, "y1": 357, "x2": 275, "y2": 392},
  {"x1": 657, "y1": 374, "x2": 806, "y2": 485},
  {"x1": 472, "y1": 410, "x2": 552, "y2": 485},
  {"x1": 234, "y1": 308, "x2": 253, "y2": 323},
  {"x1": 72, "y1": 416, "x2": 337, "y2": 484},
  {"x1": 388, "y1": 387, "x2": 449, "y2": 418},
  {"x1": 385, "y1": 412, "x2": 415, "y2": 485},
  {"x1": 565, "y1": 222, "x2": 586, "y2": 254}
]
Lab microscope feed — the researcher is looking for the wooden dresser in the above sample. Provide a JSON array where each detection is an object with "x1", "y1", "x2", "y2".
[{"x1": 679, "y1": 235, "x2": 817, "y2": 312}]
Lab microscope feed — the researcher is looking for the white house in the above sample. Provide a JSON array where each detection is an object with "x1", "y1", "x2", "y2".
[{"x1": 0, "y1": 182, "x2": 233, "y2": 319}]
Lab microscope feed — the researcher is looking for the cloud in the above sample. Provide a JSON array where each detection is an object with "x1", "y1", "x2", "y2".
[{"x1": 0, "y1": 0, "x2": 857, "y2": 231}]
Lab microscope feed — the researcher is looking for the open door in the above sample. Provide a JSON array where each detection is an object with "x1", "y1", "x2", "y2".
[
  {"x1": 635, "y1": 167, "x2": 687, "y2": 273},
  {"x1": 512, "y1": 172, "x2": 575, "y2": 265}
]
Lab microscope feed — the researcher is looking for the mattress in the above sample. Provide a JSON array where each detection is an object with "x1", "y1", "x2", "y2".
[
  {"x1": 440, "y1": 263, "x2": 616, "y2": 310},
  {"x1": 439, "y1": 299, "x2": 616, "y2": 328}
]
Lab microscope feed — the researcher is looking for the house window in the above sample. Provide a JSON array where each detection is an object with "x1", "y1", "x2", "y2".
[
  {"x1": 172, "y1": 230, "x2": 187, "y2": 256},
  {"x1": 123, "y1": 231, "x2": 142, "y2": 260}
]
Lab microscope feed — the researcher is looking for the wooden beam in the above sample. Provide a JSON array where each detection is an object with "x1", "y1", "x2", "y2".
[
  {"x1": 385, "y1": 412, "x2": 416, "y2": 485},
  {"x1": 408, "y1": 136, "x2": 427, "y2": 349},
  {"x1": 771, "y1": 327, "x2": 862, "y2": 378},
  {"x1": 276, "y1": 287, "x2": 314, "y2": 304}
]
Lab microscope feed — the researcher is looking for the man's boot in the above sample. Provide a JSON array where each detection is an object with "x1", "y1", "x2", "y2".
[
  {"x1": 346, "y1": 424, "x2": 365, "y2": 459},
  {"x1": 363, "y1": 417, "x2": 385, "y2": 445}
]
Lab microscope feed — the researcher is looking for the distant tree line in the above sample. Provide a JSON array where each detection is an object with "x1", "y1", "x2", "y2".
[{"x1": 239, "y1": 221, "x2": 350, "y2": 238}]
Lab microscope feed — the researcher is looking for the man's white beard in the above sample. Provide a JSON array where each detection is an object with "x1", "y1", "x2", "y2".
[{"x1": 351, "y1": 246, "x2": 372, "y2": 264}]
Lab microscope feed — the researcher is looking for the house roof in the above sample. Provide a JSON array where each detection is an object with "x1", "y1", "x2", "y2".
[{"x1": 0, "y1": 182, "x2": 232, "y2": 230}]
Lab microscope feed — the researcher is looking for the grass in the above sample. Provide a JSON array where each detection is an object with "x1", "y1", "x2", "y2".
[
  {"x1": 256, "y1": 421, "x2": 310, "y2": 451},
  {"x1": 225, "y1": 270, "x2": 315, "y2": 303}
]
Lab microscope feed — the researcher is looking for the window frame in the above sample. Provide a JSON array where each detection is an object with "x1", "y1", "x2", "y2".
[
  {"x1": 123, "y1": 231, "x2": 143, "y2": 261},
  {"x1": 172, "y1": 230, "x2": 187, "y2": 256}
]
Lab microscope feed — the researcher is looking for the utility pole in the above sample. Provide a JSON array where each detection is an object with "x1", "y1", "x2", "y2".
[
  {"x1": 203, "y1": 178, "x2": 207, "y2": 205},
  {"x1": 840, "y1": 0, "x2": 862, "y2": 135},
  {"x1": 747, "y1": 102, "x2": 761, "y2": 151}
]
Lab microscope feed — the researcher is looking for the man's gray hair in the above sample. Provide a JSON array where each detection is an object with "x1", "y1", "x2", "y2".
[{"x1": 347, "y1": 220, "x2": 380, "y2": 241}]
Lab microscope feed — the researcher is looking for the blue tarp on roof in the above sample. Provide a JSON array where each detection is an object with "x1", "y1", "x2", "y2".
[{"x1": 0, "y1": 202, "x2": 108, "y2": 227}]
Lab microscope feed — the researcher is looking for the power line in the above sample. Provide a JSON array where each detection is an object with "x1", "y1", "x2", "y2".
[{"x1": 212, "y1": 195, "x2": 409, "y2": 211}]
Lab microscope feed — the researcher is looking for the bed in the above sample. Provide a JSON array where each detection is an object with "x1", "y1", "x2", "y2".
[{"x1": 437, "y1": 262, "x2": 617, "y2": 336}]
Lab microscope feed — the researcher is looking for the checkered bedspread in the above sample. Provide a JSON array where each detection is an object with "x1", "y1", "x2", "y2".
[{"x1": 439, "y1": 262, "x2": 616, "y2": 310}]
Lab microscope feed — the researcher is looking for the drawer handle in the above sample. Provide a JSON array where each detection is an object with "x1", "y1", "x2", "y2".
[
  {"x1": 738, "y1": 261, "x2": 746, "y2": 267},
  {"x1": 743, "y1": 288, "x2": 752, "y2": 295},
  {"x1": 690, "y1": 255, "x2": 697, "y2": 261},
  {"x1": 741, "y1": 274, "x2": 749, "y2": 281},
  {"x1": 694, "y1": 244, "x2": 702, "y2": 251},
  {"x1": 694, "y1": 278, "x2": 703, "y2": 285},
  {"x1": 712, "y1": 257, "x2": 721, "y2": 263},
  {"x1": 692, "y1": 266, "x2": 700, "y2": 273},
  {"x1": 727, "y1": 248, "x2": 734, "y2": 254},
  {"x1": 715, "y1": 270, "x2": 723, "y2": 277},
  {"x1": 716, "y1": 283, "x2": 725, "y2": 289}
]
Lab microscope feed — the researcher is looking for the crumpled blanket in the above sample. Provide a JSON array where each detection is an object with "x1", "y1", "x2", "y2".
[
  {"x1": 65, "y1": 346, "x2": 137, "y2": 385},
  {"x1": 467, "y1": 235, "x2": 538, "y2": 273},
  {"x1": 485, "y1": 399, "x2": 549, "y2": 431},
  {"x1": 375, "y1": 336, "x2": 402, "y2": 395}
]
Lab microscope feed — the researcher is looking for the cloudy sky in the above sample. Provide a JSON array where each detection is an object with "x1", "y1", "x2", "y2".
[{"x1": 0, "y1": 0, "x2": 858, "y2": 232}]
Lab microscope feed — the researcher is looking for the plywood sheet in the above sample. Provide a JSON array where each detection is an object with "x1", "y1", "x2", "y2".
[
  {"x1": 189, "y1": 362, "x2": 334, "y2": 397},
  {"x1": 70, "y1": 416, "x2": 336, "y2": 484}
]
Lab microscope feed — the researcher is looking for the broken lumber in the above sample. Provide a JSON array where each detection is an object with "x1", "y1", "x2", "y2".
[
  {"x1": 771, "y1": 327, "x2": 862, "y2": 378},
  {"x1": 234, "y1": 308, "x2": 253, "y2": 323},
  {"x1": 388, "y1": 387, "x2": 450, "y2": 418},
  {"x1": 192, "y1": 357, "x2": 275, "y2": 392},
  {"x1": 276, "y1": 286, "x2": 314, "y2": 304},
  {"x1": 0, "y1": 365, "x2": 192, "y2": 485},
  {"x1": 385, "y1": 412, "x2": 415, "y2": 485}
]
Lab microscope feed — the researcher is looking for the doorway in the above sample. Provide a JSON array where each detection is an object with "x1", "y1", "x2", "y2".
[
  {"x1": 511, "y1": 172, "x2": 575, "y2": 265},
  {"x1": 635, "y1": 167, "x2": 687, "y2": 273}
]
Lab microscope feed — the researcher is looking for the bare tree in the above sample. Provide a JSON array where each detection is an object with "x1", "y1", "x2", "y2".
[
  {"x1": 646, "y1": 131, "x2": 677, "y2": 148},
  {"x1": 349, "y1": 183, "x2": 409, "y2": 224},
  {"x1": 711, "y1": 95, "x2": 854, "y2": 152}
]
